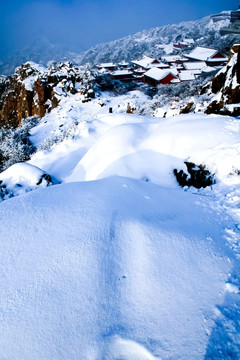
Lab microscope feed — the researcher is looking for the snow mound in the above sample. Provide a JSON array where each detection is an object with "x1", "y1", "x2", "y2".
[
  {"x1": 105, "y1": 336, "x2": 159, "y2": 360},
  {"x1": 0, "y1": 177, "x2": 231, "y2": 359},
  {"x1": 0, "y1": 162, "x2": 56, "y2": 200},
  {"x1": 66, "y1": 113, "x2": 240, "y2": 187}
]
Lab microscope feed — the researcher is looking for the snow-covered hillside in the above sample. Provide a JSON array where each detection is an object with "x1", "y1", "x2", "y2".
[
  {"x1": 73, "y1": 14, "x2": 235, "y2": 66},
  {"x1": 0, "y1": 69, "x2": 240, "y2": 358}
]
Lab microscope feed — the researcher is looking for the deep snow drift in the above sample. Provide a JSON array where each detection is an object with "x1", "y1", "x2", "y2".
[{"x1": 0, "y1": 177, "x2": 236, "y2": 359}]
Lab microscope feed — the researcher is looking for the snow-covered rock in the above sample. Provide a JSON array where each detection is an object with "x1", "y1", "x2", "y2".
[
  {"x1": 203, "y1": 44, "x2": 240, "y2": 116},
  {"x1": 0, "y1": 162, "x2": 56, "y2": 200},
  {"x1": 0, "y1": 62, "x2": 96, "y2": 128}
]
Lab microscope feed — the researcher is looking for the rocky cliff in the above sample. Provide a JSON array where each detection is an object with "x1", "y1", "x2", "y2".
[
  {"x1": 203, "y1": 44, "x2": 240, "y2": 116},
  {"x1": 0, "y1": 62, "x2": 95, "y2": 128}
]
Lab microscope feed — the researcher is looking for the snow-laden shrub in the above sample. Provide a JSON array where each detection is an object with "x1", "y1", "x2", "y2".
[
  {"x1": 0, "y1": 116, "x2": 38, "y2": 172},
  {"x1": 138, "y1": 74, "x2": 214, "y2": 116},
  {"x1": 38, "y1": 119, "x2": 80, "y2": 151}
]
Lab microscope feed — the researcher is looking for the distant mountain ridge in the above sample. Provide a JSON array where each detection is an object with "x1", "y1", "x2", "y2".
[
  {"x1": 0, "y1": 38, "x2": 80, "y2": 76},
  {"x1": 0, "y1": 11, "x2": 238, "y2": 76}
]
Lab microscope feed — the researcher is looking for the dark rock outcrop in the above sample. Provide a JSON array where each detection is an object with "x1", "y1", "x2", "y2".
[
  {"x1": 173, "y1": 161, "x2": 215, "y2": 189},
  {"x1": 204, "y1": 44, "x2": 240, "y2": 116},
  {"x1": 0, "y1": 63, "x2": 52, "y2": 128},
  {"x1": 179, "y1": 102, "x2": 195, "y2": 114}
]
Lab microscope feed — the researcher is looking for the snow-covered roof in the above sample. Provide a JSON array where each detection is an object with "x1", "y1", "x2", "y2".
[
  {"x1": 118, "y1": 62, "x2": 129, "y2": 66},
  {"x1": 161, "y1": 55, "x2": 188, "y2": 63},
  {"x1": 144, "y1": 68, "x2": 175, "y2": 81},
  {"x1": 148, "y1": 62, "x2": 169, "y2": 69},
  {"x1": 170, "y1": 78, "x2": 181, "y2": 84},
  {"x1": 110, "y1": 70, "x2": 133, "y2": 76},
  {"x1": 185, "y1": 46, "x2": 227, "y2": 61},
  {"x1": 169, "y1": 67, "x2": 179, "y2": 76},
  {"x1": 184, "y1": 61, "x2": 207, "y2": 70},
  {"x1": 97, "y1": 62, "x2": 116, "y2": 68},
  {"x1": 98, "y1": 68, "x2": 108, "y2": 74},
  {"x1": 133, "y1": 68, "x2": 146, "y2": 74},
  {"x1": 206, "y1": 57, "x2": 228, "y2": 63},
  {"x1": 132, "y1": 56, "x2": 159, "y2": 69},
  {"x1": 202, "y1": 66, "x2": 217, "y2": 73},
  {"x1": 178, "y1": 70, "x2": 196, "y2": 81}
]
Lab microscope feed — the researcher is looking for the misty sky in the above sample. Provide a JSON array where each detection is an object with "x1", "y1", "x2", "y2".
[{"x1": 0, "y1": 0, "x2": 239, "y2": 60}]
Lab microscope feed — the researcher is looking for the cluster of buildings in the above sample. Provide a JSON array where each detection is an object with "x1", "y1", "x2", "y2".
[
  {"x1": 97, "y1": 46, "x2": 228, "y2": 86},
  {"x1": 218, "y1": 6, "x2": 240, "y2": 35}
]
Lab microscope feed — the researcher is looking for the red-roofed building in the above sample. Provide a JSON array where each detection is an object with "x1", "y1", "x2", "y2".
[
  {"x1": 131, "y1": 56, "x2": 160, "y2": 70},
  {"x1": 144, "y1": 68, "x2": 178, "y2": 86},
  {"x1": 109, "y1": 70, "x2": 133, "y2": 82},
  {"x1": 185, "y1": 46, "x2": 227, "y2": 66}
]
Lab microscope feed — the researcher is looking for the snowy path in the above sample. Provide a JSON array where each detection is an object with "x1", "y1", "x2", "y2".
[{"x1": 0, "y1": 177, "x2": 234, "y2": 359}]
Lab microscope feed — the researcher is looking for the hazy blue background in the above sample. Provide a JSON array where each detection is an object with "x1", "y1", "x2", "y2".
[{"x1": 0, "y1": 0, "x2": 239, "y2": 61}]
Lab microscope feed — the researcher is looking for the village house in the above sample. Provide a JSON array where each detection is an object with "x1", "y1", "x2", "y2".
[
  {"x1": 178, "y1": 70, "x2": 196, "y2": 82},
  {"x1": 173, "y1": 38, "x2": 195, "y2": 50},
  {"x1": 183, "y1": 61, "x2": 207, "y2": 71},
  {"x1": 109, "y1": 70, "x2": 133, "y2": 82},
  {"x1": 131, "y1": 55, "x2": 161, "y2": 70},
  {"x1": 183, "y1": 61, "x2": 217, "y2": 76},
  {"x1": 97, "y1": 63, "x2": 117, "y2": 72},
  {"x1": 173, "y1": 42, "x2": 191, "y2": 50},
  {"x1": 211, "y1": 11, "x2": 231, "y2": 23},
  {"x1": 144, "y1": 68, "x2": 178, "y2": 86},
  {"x1": 220, "y1": 6, "x2": 240, "y2": 35},
  {"x1": 184, "y1": 46, "x2": 227, "y2": 66},
  {"x1": 150, "y1": 62, "x2": 170, "y2": 69},
  {"x1": 161, "y1": 55, "x2": 189, "y2": 67},
  {"x1": 118, "y1": 62, "x2": 130, "y2": 69},
  {"x1": 100, "y1": 45, "x2": 227, "y2": 86}
]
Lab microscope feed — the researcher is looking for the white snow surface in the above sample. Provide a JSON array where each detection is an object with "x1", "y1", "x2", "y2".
[
  {"x1": 61, "y1": 111, "x2": 240, "y2": 187},
  {"x1": 1, "y1": 88, "x2": 240, "y2": 359},
  {"x1": 0, "y1": 162, "x2": 46, "y2": 187},
  {"x1": 0, "y1": 176, "x2": 234, "y2": 359},
  {"x1": 28, "y1": 91, "x2": 240, "y2": 188}
]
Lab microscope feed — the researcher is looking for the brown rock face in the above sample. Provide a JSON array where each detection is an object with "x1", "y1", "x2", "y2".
[
  {"x1": 0, "y1": 62, "x2": 85, "y2": 128},
  {"x1": 32, "y1": 79, "x2": 53, "y2": 118},
  {"x1": 0, "y1": 63, "x2": 52, "y2": 128},
  {"x1": 205, "y1": 44, "x2": 240, "y2": 116},
  {"x1": 0, "y1": 78, "x2": 32, "y2": 128},
  {"x1": 179, "y1": 102, "x2": 195, "y2": 114}
]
